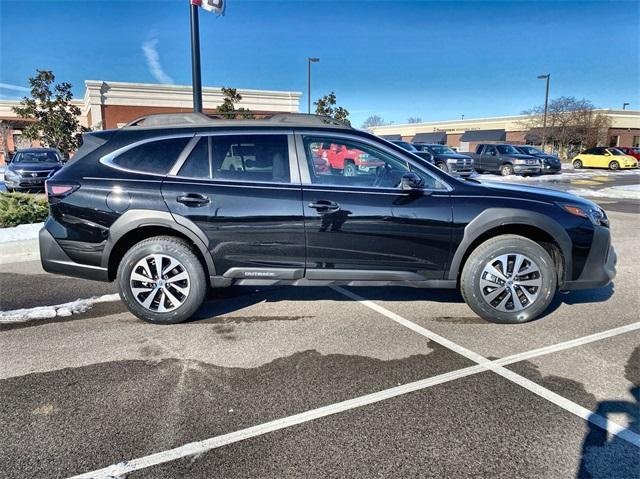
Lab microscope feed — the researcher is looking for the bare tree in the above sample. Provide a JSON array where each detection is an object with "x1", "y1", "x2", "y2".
[
  {"x1": 520, "y1": 97, "x2": 611, "y2": 158},
  {"x1": 407, "y1": 117, "x2": 423, "y2": 124},
  {"x1": 0, "y1": 120, "x2": 12, "y2": 163},
  {"x1": 361, "y1": 115, "x2": 386, "y2": 129}
]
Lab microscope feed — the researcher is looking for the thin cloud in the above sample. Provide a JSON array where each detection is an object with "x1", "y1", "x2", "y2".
[
  {"x1": 0, "y1": 82, "x2": 30, "y2": 93},
  {"x1": 142, "y1": 36, "x2": 174, "y2": 84}
]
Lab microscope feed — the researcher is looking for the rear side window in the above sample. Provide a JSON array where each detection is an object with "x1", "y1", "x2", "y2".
[
  {"x1": 113, "y1": 137, "x2": 191, "y2": 174},
  {"x1": 177, "y1": 134, "x2": 290, "y2": 183}
]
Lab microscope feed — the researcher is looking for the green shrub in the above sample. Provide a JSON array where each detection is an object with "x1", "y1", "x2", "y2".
[{"x1": 0, "y1": 192, "x2": 50, "y2": 228}]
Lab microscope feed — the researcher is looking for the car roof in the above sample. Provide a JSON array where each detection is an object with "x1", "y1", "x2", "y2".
[
  {"x1": 15, "y1": 147, "x2": 60, "y2": 153},
  {"x1": 119, "y1": 112, "x2": 352, "y2": 131}
]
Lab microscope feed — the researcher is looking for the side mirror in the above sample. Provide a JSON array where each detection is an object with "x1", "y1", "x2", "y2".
[
  {"x1": 604, "y1": 152, "x2": 611, "y2": 156},
  {"x1": 400, "y1": 172, "x2": 424, "y2": 191}
]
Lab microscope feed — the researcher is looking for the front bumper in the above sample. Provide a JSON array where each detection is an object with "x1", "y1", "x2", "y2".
[
  {"x1": 39, "y1": 227, "x2": 109, "y2": 282},
  {"x1": 513, "y1": 165, "x2": 541, "y2": 174},
  {"x1": 562, "y1": 227, "x2": 616, "y2": 290}
]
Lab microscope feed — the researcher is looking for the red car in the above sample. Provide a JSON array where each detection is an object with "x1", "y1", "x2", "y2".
[
  {"x1": 616, "y1": 146, "x2": 640, "y2": 161},
  {"x1": 313, "y1": 143, "x2": 384, "y2": 176}
]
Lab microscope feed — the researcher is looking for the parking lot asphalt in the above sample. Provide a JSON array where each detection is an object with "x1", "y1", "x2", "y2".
[{"x1": 1, "y1": 172, "x2": 639, "y2": 478}]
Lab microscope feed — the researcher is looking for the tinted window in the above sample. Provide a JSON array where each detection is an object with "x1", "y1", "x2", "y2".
[
  {"x1": 114, "y1": 137, "x2": 191, "y2": 174},
  {"x1": 212, "y1": 134, "x2": 290, "y2": 183},
  {"x1": 303, "y1": 136, "x2": 446, "y2": 190},
  {"x1": 178, "y1": 137, "x2": 210, "y2": 178},
  {"x1": 484, "y1": 145, "x2": 497, "y2": 155},
  {"x1": 496, "y1": 145, "x2": 519, "y2": 154}
]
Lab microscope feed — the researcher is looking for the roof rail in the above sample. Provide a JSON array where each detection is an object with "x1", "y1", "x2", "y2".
[{"x1": 121, "y1": 111, "x2": 351, "y2": 129}]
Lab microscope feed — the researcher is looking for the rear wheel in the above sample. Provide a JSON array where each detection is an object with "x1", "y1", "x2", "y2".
[
  {"x1": 343, "y1": 162, "x2": 357, "y2": 177},
  {"x1": 460, "y1": 235, "x2": 557, "y2": 324},
  {"x1": 573, "y1": 159, "x2": 583, "y2": 169},
  {"x1": 608, "y1": 160, "x2": 620, "y2": 170},
  {"x1": 117, "y1": 236, "x2": 207, "y2": 324},
  {"x1": 500, "y1": 164, "x2": 514, "y2": 176}
]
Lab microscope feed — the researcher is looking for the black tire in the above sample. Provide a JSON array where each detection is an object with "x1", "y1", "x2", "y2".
[
  {"x1": 5, "y1": 187, "x2": 14, "y2": 193},
  {"x1": 573, "y1": 159, "x2": 583, "y2": 169},
  {"x1": 460, "y1": 234, "x2": 557, "y2": 324},
  {"x1": 343, "y1": 162, "x2": 357, "y2": 177},
  {"x1": 500, "y1": 164, "x2": 514, "y2": 176},
  {"x1": 117, "y1": 235, "x2": 207, "y2": 324},
  {"x1": 436, "y1": 162, "x2": 449, "y2": 173},
  {"x1": 608, "y1": 160, "x2": 620, "y2": 171}
]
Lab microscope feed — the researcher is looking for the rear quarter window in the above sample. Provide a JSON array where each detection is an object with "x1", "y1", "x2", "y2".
[{"x1": 112, "y1": 137, "x2": 191, "y2": 174}]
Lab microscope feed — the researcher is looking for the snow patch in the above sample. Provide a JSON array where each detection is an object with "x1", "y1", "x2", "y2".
[
  {"x1": 0, "y1": 222, "x2": 44, "y2": 243},
  {"x1": 568, "y1": 185, "x2": 640, "y2": 200},
  {"x1": 0, "y1": 293, "x2": 121, "y2": 324},
  {"x1": 475, "y1": 169, "x2": 640, "y2": 183}
]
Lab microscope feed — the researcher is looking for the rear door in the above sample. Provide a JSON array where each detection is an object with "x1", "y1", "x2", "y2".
[
  {"x1": 295, "y1": 132, "x2": 453, "y2": 281},
  {"x1": 162, "y1": 131, "x2": 306, "y2": 279}
]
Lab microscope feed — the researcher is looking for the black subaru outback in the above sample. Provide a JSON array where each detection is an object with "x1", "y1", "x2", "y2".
[{"x1": 39, "y1": 113, "x2": 616, "y2": 325}]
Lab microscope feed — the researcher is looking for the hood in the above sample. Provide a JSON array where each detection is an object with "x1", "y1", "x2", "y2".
[
  {"x1": 434, "y1": 153, "x2": 472, "y2": 160},
  {"x1": 8, "y1": 162, "x2": 62, "y2": 172},
  {"x1": 479, "y1": 180, "x2": 597, "y2": 208}
]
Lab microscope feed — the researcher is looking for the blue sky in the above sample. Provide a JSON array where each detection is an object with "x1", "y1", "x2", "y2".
[{"x1": 0, "y1": 0, "x2": 638, "y2": 127}]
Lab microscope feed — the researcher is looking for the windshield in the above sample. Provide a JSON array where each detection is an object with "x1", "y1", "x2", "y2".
[
  {"x1": 12, "y1": 150, "x2": 61, "y2": 163},
  {"x1": 496, "y1": 145, "x2": 520, "y2": 155},
  {"x1": 607, "y1": 148, "x2": 625, "y2": 156},
  {"x1": 518, "y1": 146, "x2": 543, "y2": 155},
  {"x1": 393, "y1": 141, "x2": 417, "y2": 151},
  {"x1": 428, "y1": 145, "x2": 456, "y2": 155}
]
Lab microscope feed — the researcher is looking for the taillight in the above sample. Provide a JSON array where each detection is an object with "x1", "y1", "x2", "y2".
[{"x1": 46, "y1": 181, "x2": 79, "y2": 199}]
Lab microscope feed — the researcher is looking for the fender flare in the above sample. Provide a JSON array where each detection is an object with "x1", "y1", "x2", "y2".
[
  {"x1": 102, "y1": 209, "x2": 215, "y2": 276},
  {"x1": 446, "y1": 208, "x2": 572, "y2": 282}
]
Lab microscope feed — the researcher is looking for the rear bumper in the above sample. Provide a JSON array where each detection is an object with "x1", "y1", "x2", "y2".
[
  {"x1": 39, "y1": 227, "x2": 109, "y2": 282},
  {"x1": 562, "y1": 227, "x2": 616, "y2": 290}
]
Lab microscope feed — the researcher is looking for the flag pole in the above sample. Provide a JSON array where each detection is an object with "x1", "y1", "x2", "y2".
[{"x1": 190, "y1": 1, "x2": 203, "y2": 113}]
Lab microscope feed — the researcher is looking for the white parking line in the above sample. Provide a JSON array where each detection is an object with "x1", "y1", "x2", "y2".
[
  {"x1": 331, "y1": 286, "x2": 640, "y2": 448},
  {"x1": 69, "y1": 310, "x2": 640, "y2": 478}
]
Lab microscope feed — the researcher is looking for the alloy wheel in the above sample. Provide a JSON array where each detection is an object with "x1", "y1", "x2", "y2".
[
  {"x1": 480, "y1": 253, "x2": 542, "y2": 312},
  {"x1": 129, "y1": 254, "x2": 191, "y2": 312}
]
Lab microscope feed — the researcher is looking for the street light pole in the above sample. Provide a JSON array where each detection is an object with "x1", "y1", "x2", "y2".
[
  {"x1": 537, "y1": 74, "x2": 550, "y2": 151},
  {"x1": 623, "y1": 102, "x2": 630, "y2": 110},
  {"x1": 190, "y1": 3, "x2": 203, "y2": 113},
  {"x1": 307, "y1": 57, "x2": 320, "y2": 114},
  {"x1": 538, "y1": 73, "x2": 551, "y2": 151}
]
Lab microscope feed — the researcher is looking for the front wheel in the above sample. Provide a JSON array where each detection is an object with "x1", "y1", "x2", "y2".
[
  {"x1": 609, "y1": 160, "x2": 620, "y2": 170},
  {"x1": 117, "y1": 236, "x2": 207, "y2": 324},
  {"x1": 500, "y1": 164, "x2": 514, "y2": 176},
  {"x1": 436, "y1": 162, "x2": 449, "y2": 173},
  {"x1": 460, "y1": 235, "x2": 557, "y2": 324},
  {"x1": 573, "y1": 159, "x2": 583, "y2": 169},
  {"x1": 343, "y1": 162, "x2": 357, "y2": 177}
]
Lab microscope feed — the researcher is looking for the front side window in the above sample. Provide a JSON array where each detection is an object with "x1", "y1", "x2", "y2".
[
  {"x1": 607, "y1": 148, "x2": 624, "y2": 156},
  {"x1": 177, "y1": 134, "x2": 290, "y2": 183},
  {"x1": 303, "y1": 136, "x2": 446, "y2": 190},
  {"x1": 113, "y1": 137, "x2": 191, "y2": 174}
]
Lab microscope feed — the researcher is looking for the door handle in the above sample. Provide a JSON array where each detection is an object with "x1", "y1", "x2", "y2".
[
  {"x1": 177, "y1": 193, "x2": 210, "y2": 207},
  {"x1": 308, "y1": 200, "x2": 340, "y2": 211}
]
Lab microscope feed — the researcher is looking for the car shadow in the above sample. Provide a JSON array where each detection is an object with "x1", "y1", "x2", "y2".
[{"x1": 189, "y1": 283, "x2": 615, "y2": 324}]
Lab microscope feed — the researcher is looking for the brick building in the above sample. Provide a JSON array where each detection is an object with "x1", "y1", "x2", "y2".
[
  {"x1": 0, "y1": 80, "x2": 301, "y2": 163},
  {"x1": 370, "y1": 110, "x2": 640, "y2": 155}
]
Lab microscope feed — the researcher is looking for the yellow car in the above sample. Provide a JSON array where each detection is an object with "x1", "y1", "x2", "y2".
[{"x1": 572, "y1": 147, "x2": 638, "y2": 170}]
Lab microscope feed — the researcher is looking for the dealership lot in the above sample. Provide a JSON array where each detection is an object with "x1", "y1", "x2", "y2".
[{"x1": 1, "y1": 172, "x2": 639, "y2": 478}]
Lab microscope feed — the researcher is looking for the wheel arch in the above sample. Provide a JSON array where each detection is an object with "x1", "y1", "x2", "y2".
[
  {"x1": 102, "y1": 209, "x2": 215, "y2": 282},
  {"x1": 447, "y1": 208, "x2": 572, "y2": 287}
]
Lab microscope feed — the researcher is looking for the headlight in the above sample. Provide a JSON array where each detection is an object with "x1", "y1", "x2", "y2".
[
  {"x1": 446, "y1": 158, "x2": 457, "y2": 164},
  {"x1": 559, "y1": 203, "x2": 609, "y2": 226},
  {"x1": 4, "y1": 169, "x2": 19, "y2": 180}
]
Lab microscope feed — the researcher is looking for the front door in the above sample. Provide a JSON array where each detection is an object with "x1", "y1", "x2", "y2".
[
  {"x1": 482, "y1": 144, "x2": 498, "y2": 172},
  {"x1": 296, "y1": 133, "x2": 453, "y2": 281},
  {"x1": 162, "y1": 132, "x2": 306, "y2": 278}
]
